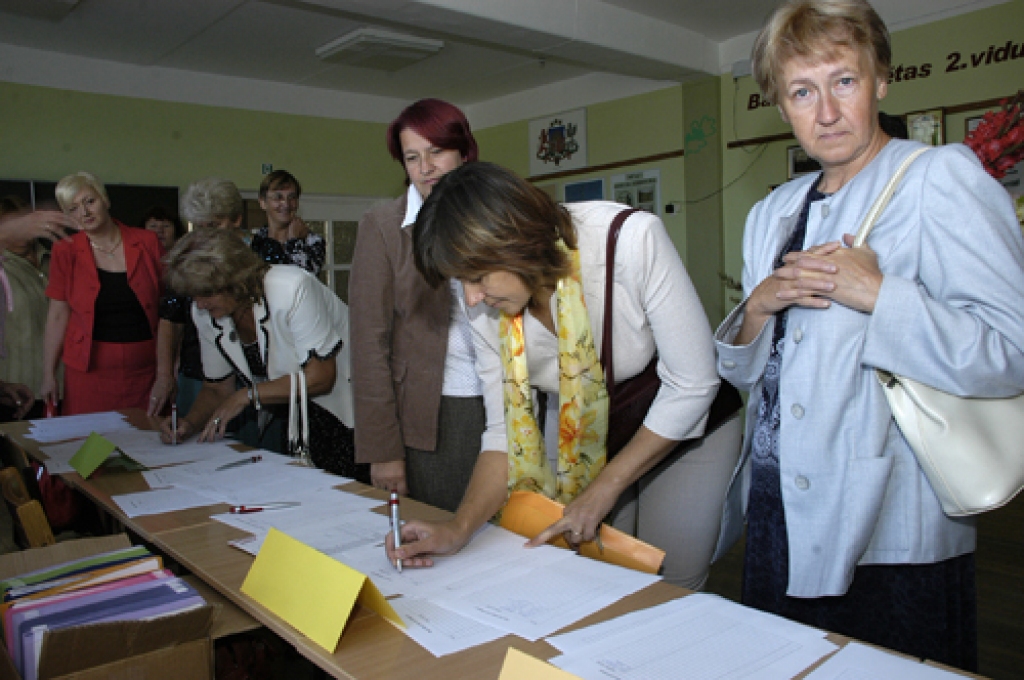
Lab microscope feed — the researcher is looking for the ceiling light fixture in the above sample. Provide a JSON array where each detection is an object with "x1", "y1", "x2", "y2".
[{"x1": 315, "y1": 27, "x2": 444, "y2": 72}]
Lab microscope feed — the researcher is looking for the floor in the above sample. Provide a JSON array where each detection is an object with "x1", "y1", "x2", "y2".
[{"x1": 704, "y1": 494, "x2": 1024, "y2": 679}]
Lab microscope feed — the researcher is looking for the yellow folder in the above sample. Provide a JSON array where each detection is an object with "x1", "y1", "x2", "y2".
[
  {"x1": 499, "y1": 491, "x2": 664, "y2": 575},
  {"x1": 498, "y1": 647, "x2": 583, "y2": 679},
  {"x1": 240, "y1": 527, "x2": 403, "y2": 653}
]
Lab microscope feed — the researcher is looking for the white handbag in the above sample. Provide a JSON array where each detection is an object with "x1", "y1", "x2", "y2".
[
  {"x1": 854, "y1": 147, "x2": 1024, "y2": 517},
  {"x1": 288, "y1": 372, "x2": 315, "y2": 468}
]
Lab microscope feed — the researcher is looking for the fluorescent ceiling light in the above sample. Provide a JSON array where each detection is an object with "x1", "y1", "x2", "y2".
[{"x1": 315, "y1": 27, "x2": 444, "y2": 71}]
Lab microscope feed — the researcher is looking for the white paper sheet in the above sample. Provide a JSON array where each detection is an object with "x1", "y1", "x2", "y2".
[
  {"x1": 547, "y1": 594, "x2": 837, "y2": 680},
  {"x1": 334, "y1": 524, "x2": 574, "y2": 599},
  {"x1": 102, "y1": 429, "x2": 243, "y2": 468},
  {"x1": 26, "y1": 411, "x2": 130, "y2": 443},
  {"x1": 388, "y1": 596, "x2": 508, "y2": 657},
  {"x1": 38, "y1": 439, "x2": 118, "y2": 475},
  {"x1": 141, "y1": 451, "x2": 345, "y2": 505},
  {"x1": 432, "y1": 550, "x2": 660, "y2": 641},
  {"x1": 111, "y1": 486, "x2": 223, "y2": 517},
  {"x1": 802, "y1": 642, "x2": 966, "y2": 679}
]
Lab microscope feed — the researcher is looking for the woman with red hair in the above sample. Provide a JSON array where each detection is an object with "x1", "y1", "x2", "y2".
[{"x1": 349, "y1": 99, "x2": 484, "y2": 512}]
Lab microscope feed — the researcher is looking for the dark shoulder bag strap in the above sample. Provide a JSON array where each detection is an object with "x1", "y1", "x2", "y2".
[{"x1": 600, "y1": 208, "x2": 641, "y2": 395}]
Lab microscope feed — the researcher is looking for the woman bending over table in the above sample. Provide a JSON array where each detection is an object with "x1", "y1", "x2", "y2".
[
  {"x1": 159, "y1": 228, "x2": 367, "y2": 482},
  {"x1": 386, "y1": 162, "x2": 742, "y2": 590}
]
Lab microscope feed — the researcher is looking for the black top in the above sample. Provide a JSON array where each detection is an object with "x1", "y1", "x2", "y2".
[
  {"x1": 241, "y1": 340, "x2": 268, "y2": 379},
  {"x1": 158, "y1": 292, "x2": 205, "y2": 380},
  {"x1": 250, "y1": 226, "x2": 325, "y2": 275},
  {"x1": 93, "y1": 269, "x2": 152, "y2": 343}
]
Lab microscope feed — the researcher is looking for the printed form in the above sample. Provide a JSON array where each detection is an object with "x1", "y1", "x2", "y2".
[{"x1": 546, "y1": 593, "x2": 837, "y2": 679}]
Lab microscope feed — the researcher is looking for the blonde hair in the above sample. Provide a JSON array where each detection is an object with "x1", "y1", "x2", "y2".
[
  {"x1": 752, "y1": 0, "x2": 890, "y2": 102},
  {"x1": 55, "y1": 172, "x2": 109, "y2": 211},
  {"x1": 165, "y1": 228, "x2": 269, "y2": 302}
]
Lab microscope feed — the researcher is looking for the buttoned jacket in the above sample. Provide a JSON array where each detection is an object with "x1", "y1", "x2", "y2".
[
  {"x1": 193, "y1": 265, "x2": 354, "y2": 427},
  {"x1": 349, "y1": 194, "x2": 450, "y2": 464},
  {"x1": 46, "y1": 224, "x2": 163, "y2": 372},
  {"x1": 715, "y1": 140, "x2": 1024, "y2": 597}
]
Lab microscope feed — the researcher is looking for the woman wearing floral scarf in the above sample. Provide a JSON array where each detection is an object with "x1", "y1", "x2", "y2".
[{"x1": 387, "y1": 162, "x2": 741, "y2": 589}]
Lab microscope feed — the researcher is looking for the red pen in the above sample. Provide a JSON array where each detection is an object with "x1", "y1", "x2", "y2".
[{"x1": 229, "y1": 502, "x2": 300, "y2": 514}]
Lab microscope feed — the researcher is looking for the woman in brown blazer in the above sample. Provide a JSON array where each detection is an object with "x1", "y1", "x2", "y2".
[{"x1": 349, "y1": 99, "x2": 483, "y2": 512}]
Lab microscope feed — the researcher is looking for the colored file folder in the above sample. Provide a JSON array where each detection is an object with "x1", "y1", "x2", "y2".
[{"x1": 499, "y1": 491, "x2": 665, "y2": 574}]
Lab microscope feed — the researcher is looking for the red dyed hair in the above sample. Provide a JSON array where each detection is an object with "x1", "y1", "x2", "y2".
[{"x1": 386, "y1": 99, "x2": 479, "y2": 167}]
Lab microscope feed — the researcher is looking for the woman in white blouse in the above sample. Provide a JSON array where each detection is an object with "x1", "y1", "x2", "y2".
[{"x1": 386, "y1": 162, "x2": 742, "y2": 589}]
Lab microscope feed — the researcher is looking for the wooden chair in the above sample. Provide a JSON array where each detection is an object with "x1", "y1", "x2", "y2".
[{"x1": 0, "y1": 467, "x2": 54, "y2": 548}]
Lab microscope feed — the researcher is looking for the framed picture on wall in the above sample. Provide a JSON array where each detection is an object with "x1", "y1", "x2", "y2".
[
  {"x1": 564, "y1": 178, "x2": 604, "y2": 203},
  {"x1": 787, "y1": 146, "x2": 822, "y2": 179},
  {"x1": 906, "y1": 108, "x2": 945, "y2": 145}
]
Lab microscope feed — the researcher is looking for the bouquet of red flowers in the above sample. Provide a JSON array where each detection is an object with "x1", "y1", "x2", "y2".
[{"x1": 965, "y1": 90, "x2": 1024, "y2": 179}]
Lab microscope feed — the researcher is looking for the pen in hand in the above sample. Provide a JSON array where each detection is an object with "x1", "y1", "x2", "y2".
[{"x1": 389, "y1": 490, "x2": 402, "y2": 573}]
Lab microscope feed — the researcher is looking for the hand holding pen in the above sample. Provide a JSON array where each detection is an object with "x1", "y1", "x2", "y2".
[
  {"x1": 159, "y1": 413, "x2": 195, "y2": 445},
  {"x1": 389, "y1": 491, "x2": 402, "y2": 573}
]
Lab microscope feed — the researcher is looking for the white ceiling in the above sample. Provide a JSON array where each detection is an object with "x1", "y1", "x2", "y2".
[{"x1": 0, "y1": 0, "x2": 1009, "y2": 127}]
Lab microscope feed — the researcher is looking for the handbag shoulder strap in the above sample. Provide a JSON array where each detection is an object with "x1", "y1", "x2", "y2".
[
  {"x1": 600, "y1": 208, "x2": 641, "y2": 394},
  {"x1": 852, "y1": 146, "x2": 929, "y2": 247}
]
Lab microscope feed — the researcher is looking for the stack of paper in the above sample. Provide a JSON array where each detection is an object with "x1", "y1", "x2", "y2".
[
  {"x1": 25, "y1": 412, "x2": 131, "y2": 443},
  {"x1": 0, "y1": 544, "x2": 206, "y2": 680}
]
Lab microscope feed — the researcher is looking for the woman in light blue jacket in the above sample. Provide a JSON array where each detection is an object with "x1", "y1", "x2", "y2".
[{"x1": 716, "y1": 0, "x2": 1024, "y2": 671}]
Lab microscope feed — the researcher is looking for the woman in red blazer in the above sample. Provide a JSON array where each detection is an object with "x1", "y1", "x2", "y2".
[{"x1": 41, "y1": 172, "x2": 163, "y2": 415}]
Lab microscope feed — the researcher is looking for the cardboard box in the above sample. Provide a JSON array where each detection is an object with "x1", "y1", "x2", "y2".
[{"x1": 0, "y1": 535, "x2": 216, "y2": 680}]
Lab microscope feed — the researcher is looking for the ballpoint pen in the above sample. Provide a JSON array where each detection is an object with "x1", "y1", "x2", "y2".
[
  {"x1": 215, "y1": 455, "x2": 262, "y2": 471},
  {"x1": 229, "y1": 502, "x2": 300, "y2": 514},
  {"x1": 389, "y1": 490, "x2": 402, "y2": 573},
  {"x1": 171, "y1": 404, "x2": 177, "y2": 445}
]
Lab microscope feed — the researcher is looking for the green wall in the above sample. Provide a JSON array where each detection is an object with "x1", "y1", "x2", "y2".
[
  {"x1": 0, "y1": 81, "x2": 404, "y2": 197},
  {"x1": 720, "y1": 0, "x2": 1024, "y2": 313},
  {"x1": 475, "y1": 87, "x2": 702, "y2": 306}
]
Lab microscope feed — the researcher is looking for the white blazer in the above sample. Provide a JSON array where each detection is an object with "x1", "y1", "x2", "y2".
[{"x1": 193, "y1": 265, "x2": 354, "y2": 427}]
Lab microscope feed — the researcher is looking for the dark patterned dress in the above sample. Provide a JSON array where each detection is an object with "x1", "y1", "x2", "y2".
[
  {"x1": 240, "y1": 340, "x2": 368, "y2": 483},
  {"x1": 250, "y1": 227, "x2": 325, "y2": 275},
  {"x1": 742, "y1": 180, "x2": 977, "y2": 672}
]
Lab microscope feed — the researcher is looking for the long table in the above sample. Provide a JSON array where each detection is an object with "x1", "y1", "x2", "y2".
[
  {"x1": 0, "y1": 411, "x2": 695, "y2": 679},
  {"x1": 0, "y1": 411, "x2": 982, "y2": 679}
]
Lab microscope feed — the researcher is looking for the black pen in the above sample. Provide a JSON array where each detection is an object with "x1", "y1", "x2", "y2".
[{"x1": 215, "y1": 455, "x2": 262, "y2": 471}]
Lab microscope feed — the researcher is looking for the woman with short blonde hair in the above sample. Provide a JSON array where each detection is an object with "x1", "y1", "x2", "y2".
[
  {"x1": 161, "y1": 229, "x2": 365, "y2": 481},
  {"x1": 43, "y1": 171, "x2": 163, "y2": 416}
]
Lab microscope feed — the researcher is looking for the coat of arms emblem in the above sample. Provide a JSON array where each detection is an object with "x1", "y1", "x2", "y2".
[{"x1": 536, "y1": 118, "x2": 579, "y2": 166}]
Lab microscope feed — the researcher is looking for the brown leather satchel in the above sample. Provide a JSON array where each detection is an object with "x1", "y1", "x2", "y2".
[{"x1": 600, "y1": 209, "x2": 741, "y2": 459}]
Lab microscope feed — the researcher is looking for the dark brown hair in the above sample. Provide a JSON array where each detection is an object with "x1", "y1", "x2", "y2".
[
  {"x1": 258, "y1": 169, "x2": 301, "y2": 200},
  {"x1": 413, "y1": 162, "x2": 576, "y2": 295}
]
